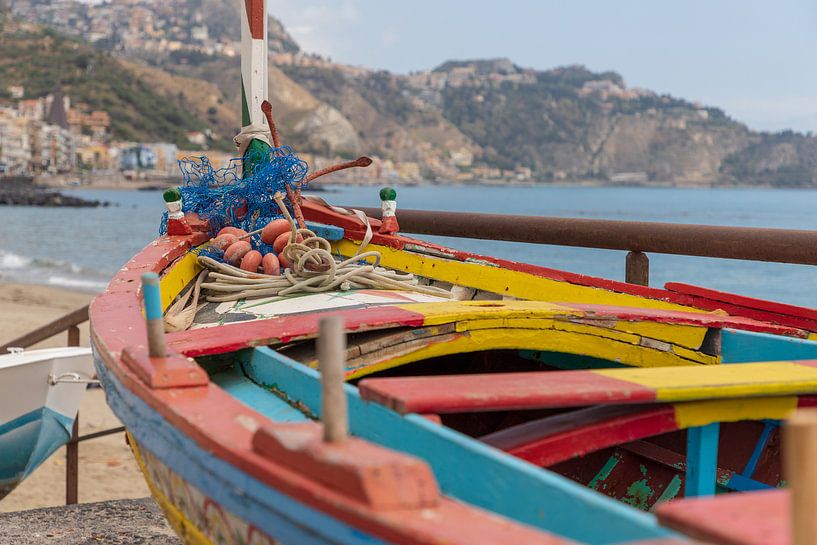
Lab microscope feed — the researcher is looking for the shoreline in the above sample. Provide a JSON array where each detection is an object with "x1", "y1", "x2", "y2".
[{"x1": 32, "y1": 175, "x2": 807, "y2": 192}]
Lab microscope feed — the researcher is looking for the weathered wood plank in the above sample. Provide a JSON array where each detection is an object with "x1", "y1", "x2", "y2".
[{"x1": 358, "y1": 361, "x2": 817, "y2": 415}]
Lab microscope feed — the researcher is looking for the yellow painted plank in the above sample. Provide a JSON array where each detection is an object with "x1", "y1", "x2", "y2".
[
  {"x1": 670, "y1": 344, "x2": 719, "y2": 365},
  {"x1": 612, "y1": 321, "x2": 707, "y2": 351},
  {"x1": 596, "y1": 362, "x2": 817, "y2": 401},
  {"x1": 395, "y1": 300, "x2": 576, "y2": 326},
  {"x1": 159, "y1": 250, "x2": 202, "y2": 311},
  {"x1": 553, "y1": 320, "x2": 641, "y2": 346},
  {"x1": 345, "y1": 326, "x2": 704, "y2": 379},
  {"x1": 673, "y1": 396, "x2": 798, "y2": 428},
  {"x1": 129, "y1": 434, "x2": 216, "y2": 545},
  {"x1": 336, "y1": 239, "x2": 703, "y2": 313}
]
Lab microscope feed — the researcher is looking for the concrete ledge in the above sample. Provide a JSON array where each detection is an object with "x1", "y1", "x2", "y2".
[{"x1": 0, "y1": 497, "x2": 180, "y2": 544}]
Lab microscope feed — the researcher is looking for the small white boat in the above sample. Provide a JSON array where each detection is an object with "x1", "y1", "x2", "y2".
[{"x1": 0, "y1": 346, "x2": 94, "y2": 500}]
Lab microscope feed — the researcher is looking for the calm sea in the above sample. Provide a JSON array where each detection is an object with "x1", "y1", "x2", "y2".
[{"x1": 2, "y1": 184, "x2": 817, "y2": 306}]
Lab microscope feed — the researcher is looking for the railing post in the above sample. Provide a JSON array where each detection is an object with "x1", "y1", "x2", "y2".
[
  {"x1": 66, "y1": 323, "x2": 81, "y2": 505},
  {"x1": 67, "y1": 324, "x2": 80, "y2": 347},
  {"x1": 66, "y1": 416, "x2": 79, "y2": 504},
  {"x1": 625, "y1": 250, "x2": 649, "y2": 286}
]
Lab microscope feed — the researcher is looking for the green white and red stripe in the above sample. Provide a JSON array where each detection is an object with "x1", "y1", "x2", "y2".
[{"x1": 241, "y1": 0, "x2": 268, "y2": 129}]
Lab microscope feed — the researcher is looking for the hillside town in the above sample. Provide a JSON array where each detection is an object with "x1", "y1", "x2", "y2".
[
  {"x1": 0, "y1": 85, "x2": 468, "y2": 185},
  {"x1": 0, "y1": 85, "x2": 206, "y2": 180}
]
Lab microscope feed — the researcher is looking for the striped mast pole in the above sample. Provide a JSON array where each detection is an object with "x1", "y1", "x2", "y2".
[{"x1": 240, "y1": 0, "x2": 271, "y2": 175}]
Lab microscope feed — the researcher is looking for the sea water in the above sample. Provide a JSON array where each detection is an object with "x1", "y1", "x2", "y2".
[{"x1": 2, "y1": 184, "x2": 817, "y2": 307}]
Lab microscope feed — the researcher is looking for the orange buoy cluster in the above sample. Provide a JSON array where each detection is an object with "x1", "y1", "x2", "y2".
[{"x1": 210, "y1": 219, "x2": 299, "y2": 276}]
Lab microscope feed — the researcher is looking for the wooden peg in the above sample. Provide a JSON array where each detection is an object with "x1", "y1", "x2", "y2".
[
  {"x1": 318, "y1": 316, "x2": 348, "y2": 442},
  {"x1": 141, "y1": 273, "x2": 166, "y2": 358},
  {"x1": 784, "y1": 409, "x2": 817, "y2": 545}
]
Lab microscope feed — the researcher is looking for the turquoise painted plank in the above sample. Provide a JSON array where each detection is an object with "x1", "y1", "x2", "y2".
[
  {"x1": 685, "y1": 423, "x2": 720, "y2": 497},
  {"x1": 238, "y1": 347, "x2": 676, "y2": 545},
  {"x1": 722, "y1": 329, "x2": 817, "y2": 363},
  {"x1": 305, "y1": 221, "x2": 344, "y2": 241},
  {"x1": 210, "y1": 365, "x2": 309, "y2": 424}
]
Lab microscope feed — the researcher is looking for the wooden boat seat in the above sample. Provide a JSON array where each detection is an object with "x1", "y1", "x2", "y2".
[
  {"x1": 666, "y1": 281, "x2": 817, "y2": 332},
  {"x1": 481, "y1": 404, "x2": 678, "y2": 467},
  {"x1": 358, "y1": 360, "x2": 817, "y2": 414},
  {"x1": 655, "y1": 489, "x2": 787, "y2": 545}
]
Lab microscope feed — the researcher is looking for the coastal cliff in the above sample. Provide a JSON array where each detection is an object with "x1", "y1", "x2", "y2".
[{"x1": 3, "y1": 0, "x2": 817, "y2": 185}]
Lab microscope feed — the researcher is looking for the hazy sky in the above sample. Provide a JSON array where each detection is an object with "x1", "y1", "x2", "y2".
[{"x1": 268, "y1": 0, "x2": 817, "y2": 133}]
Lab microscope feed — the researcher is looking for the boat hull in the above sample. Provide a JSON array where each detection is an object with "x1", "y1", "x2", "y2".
[
  {"x1": 0, "y1": 347, "x2": 93, "y2": 499},
  {"x1": 93, "y1": 352, "x2": 389, "y2": 545}
]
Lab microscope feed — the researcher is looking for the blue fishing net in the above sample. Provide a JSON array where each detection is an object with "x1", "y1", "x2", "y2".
[{"x1": 160, "y1": 147, "x2": 308, "y2": 246}]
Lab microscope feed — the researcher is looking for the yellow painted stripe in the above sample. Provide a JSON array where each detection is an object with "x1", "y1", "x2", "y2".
[
  {"x1": 336, "y1": 239, "x2": 705, "y2": 313},
  {"x1": 344, "y1": 326, "x2": 706, "y2": 379},
  {"x1": 159, "y1": 250, "x2": 202, "y2": 311},
  {"x1": 596, "y1": 362, "x2": 817, "y2": 402},
  {"x1": 396, "y1": 300, "x2": 575, "y2": 325},
  {"x1": 129, "y1": 433, "x2": 215, "y2": 545},
  {"x1": 673, "y1": 396, "x2": 798, "y2": 428},
  {"x1": 612, "y1": 321, "x2": 707, "y2": 351}
]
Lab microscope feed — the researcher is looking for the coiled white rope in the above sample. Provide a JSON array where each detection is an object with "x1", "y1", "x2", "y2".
[{"x1": 196, "y1": 192, "x2": 451, "y2": 303}]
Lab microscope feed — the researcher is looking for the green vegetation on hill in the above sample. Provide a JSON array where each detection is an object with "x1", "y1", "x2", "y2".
[
  {"x1": 720, "y1": 131, "x2": 817, "y2": 186},
  {"x1": 0, "y1": 20, "x2": 208, "y2": 147}
]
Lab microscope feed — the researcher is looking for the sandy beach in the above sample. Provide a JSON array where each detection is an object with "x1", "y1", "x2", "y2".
[{"x1": 0, "y1": 282, "x2": 150, "y2": 513}]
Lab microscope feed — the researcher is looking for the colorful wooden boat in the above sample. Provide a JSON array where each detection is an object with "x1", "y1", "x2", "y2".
[
  {"x1": 88, "y1": 2, "x2": 817, "y2": 543},
  {"x1": 89, "y1": 202, "x2": 817, "y2": 545},
  {"x1": 0, "y1": 346, "x2": 93, "y2": 499}
]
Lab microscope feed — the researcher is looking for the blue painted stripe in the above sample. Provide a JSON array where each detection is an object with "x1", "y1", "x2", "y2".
[
  {"x1": 239, "y1": 347, "x2": 676, "y2": 545},
  {"x1": 740, "y1": 421, "x2": 776, "y2": 478},
  {"x1": 722, "y1": 329, "x2": 817, "y2": 364},
  {"x1": 725, "y1": 473, "x2": 774, "y2": 492},
  {"x1": 210, "y1": 366, "x2": 309, "y2": 424},
  {"x1": 306, "y1": 222, "x2": 345, "y2": 241},
  {"x1": 93, "y1": 354, "x2": 386, "y2": 545},
  {"x1": 141, "y1": 273, "x2": 163, "y2": 321},
  {"x1": 685, "y1": 424, "x2": 720, "y2": 497},
  {"x1": 0, "y1": 407, "x2": 74, "y2": 489}
]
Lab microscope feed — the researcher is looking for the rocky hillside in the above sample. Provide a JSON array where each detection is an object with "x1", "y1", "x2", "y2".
[{"x1": 6, "y1": 0, "x2": 817, "y2": 184}]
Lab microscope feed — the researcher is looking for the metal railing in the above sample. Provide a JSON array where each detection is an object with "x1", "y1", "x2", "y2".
[
  {"x1": 0, "y1": 304, "x2": 124, "y2": 505},
  {"x1": 352, "y1": 207, "x2": 817, "y2": 286}
]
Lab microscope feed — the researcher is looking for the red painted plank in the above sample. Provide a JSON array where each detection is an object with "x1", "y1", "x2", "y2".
[
  {"x1": 121, "y1": 346, "x2": 209, "y2": 389},
  {"x1": 252, "y1": 422, "x2": 440, "y2": 510},
  {"x1": 655, "y1": 489, "x2": 788, "y2": 545},
  {"x1": 167, "y1": 305, "x2": 427, "y2": 357},
  {"x1": 358, "y1": 371, "x2": 657, "y2": 414},
  {"x1": 666, "y1": 282, "x2": 817, "y2": 322},
  {"x1": 481, "y1": 405, "x2": 677, "y2": 467},
  {"x1": 662, "y1": 290, "x2": 817, "y2": 333},
  {"x1": 569, "y1": 303, "x2": 807, "y2": 337}
]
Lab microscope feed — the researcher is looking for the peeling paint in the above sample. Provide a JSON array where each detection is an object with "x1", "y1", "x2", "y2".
[{"x1": 622, "y1": 479, "x2": 655, "y2": 510}]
